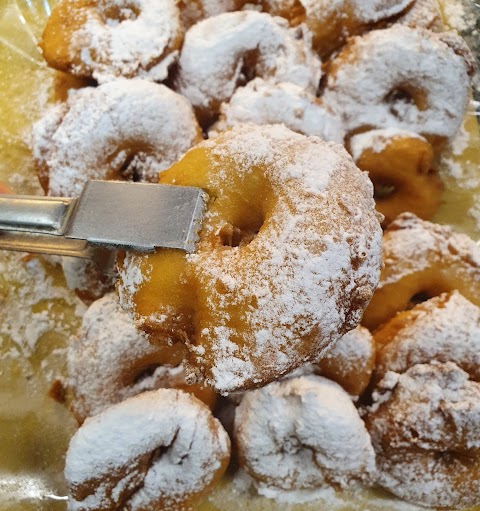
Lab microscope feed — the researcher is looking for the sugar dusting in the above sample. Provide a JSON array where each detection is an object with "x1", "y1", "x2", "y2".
[
  {"x1": 365, "y1": 362, "x2": 480, "y2": 508},
  {"x1": 234, "y1": 375, "x2": 377, "y2": 492},
  {"x1": 31, "y1": 79, "x2": 201, "y2": 197},
  {"x1": 323, "y1": 25, "x2": 473, "y2": 139},
  {"x1": 349, "y1": 128, "x2": 425, "y2": 162},
  {"x1": 378, "y1": 212, "x2": 480, "y2": 287},
  {"x1": 70, "y1": 0, "x2": 182, "y2": 83},
  {"x1": 65, "y1": 389, "x2": 230, "y2": 511},
  {"x1": 67, "y1": 293, "x2": 187, "y2": 421},
  {"x1": 210, "y1": 78, "x2": 345, "y2": 143},
  {"x1": 0, "y1": 252, "x2": 85, "y2": 361},
  {"x1": 376, "y1": 291, "x2": 480, "y2": 382},
  {"x1": 175, "y1": 11, "x2": 321, "y2": 113},
  {"x1": 181, "y1": 125, "x2": 382, "y2": 392}
]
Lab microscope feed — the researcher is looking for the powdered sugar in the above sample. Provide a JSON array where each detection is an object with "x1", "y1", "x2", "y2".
[
  {"x1": 210, "y1": 78, "x2": 345, "y2": 143},
  {"x1": 175, "y1": 11, "x2": 321, "y2": 117},
  {"x1": 376, "y1": 291, "x2": 480, "y2": 382},
  {"x1": 234, "y1": 375, "x2": 377, "y2": 491},
  {"x1": 323, "y1": 26, "x2": 473, "y2": 139},
  {"x1": 31, "y1": 79, "x2": 201, "y2": 197},
  {"x1": 365, "y1": 362, "x2": 480, "y2": 508},
  {"x1": 67, "y1": 293, "x2": 187, "y2": 422},
  {"x1": 65, "y1": 388, "x2": 230, "y2": 510},
  {"x1": 349, "y1": 128, "x2": 425, "y2": 162},
  {"x1": 393, "y1": 0, "x2": 444, "y2": 31},
  {"x1": 69, "y1": 0, "x2": 182, "y2": 83}
]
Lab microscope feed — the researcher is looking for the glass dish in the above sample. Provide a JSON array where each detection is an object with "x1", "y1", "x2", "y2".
[{"x1": 0, "y1": 1, "x2": 479, "y2": 510}]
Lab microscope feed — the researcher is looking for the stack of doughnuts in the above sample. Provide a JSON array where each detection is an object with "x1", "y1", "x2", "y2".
[{"x1": 29, "y1": 0, "x2": 480, "y2": 509}]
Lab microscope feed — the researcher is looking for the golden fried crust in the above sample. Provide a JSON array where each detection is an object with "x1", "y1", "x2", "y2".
[
  {"x1": 362, "y1": 213, "x2": 480, "y2": 331},
  {"x1": 352, "y1": 132, "x2": 442, "y2": 227},
  {"x1": 41, "y1": 0, "x2": 95, "y2": 75},
  {"x1": 315, "y1": 326, "x2": 375, "y2": 397}
]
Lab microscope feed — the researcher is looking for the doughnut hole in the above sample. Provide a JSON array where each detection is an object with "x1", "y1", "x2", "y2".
[
  {"x1": 384, "y1": 84, "x2": 428, "y2": 118},
  {"x1": 98, "y1": 0, "x2": 140, "y2": 24},
  {"x1": 353, "y1": 132, "x2": 442, "y2": 227}
]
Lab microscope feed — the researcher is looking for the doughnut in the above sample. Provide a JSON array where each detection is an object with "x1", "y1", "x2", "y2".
[
  {"x1": 314, "y1": 326, "x2": 375, "y2": 398},
  {"x1": 66, "y1": 293, "x2": 216, "y2": 424},
  {"x1": 322, "y1": 26, "x2": 475, "y2": 144},
  {"x1": 349, "y1": 128, "x2": 442, "y2": 227},
  {"x1": 364, "y1": 362, "x2": 480, "y2": 508},
  {"x1": 178, "y1": 0, "x2": 248, "y2": 29},
  {"x1": 209, "y1": 78, "x2": 345, "y2": 143},
  {"x1": 261, "y1": 0, "x2": 414, "y2": 57},
  {"x1": 234, "y1": 375, "x2": 377, "y2": 494},
  {"x1": 374, "y1": 291, "x2": 480, "y2": 384},
  {"x1": 61, "y1": 257, "x2": 116, "y2": 305},
  {"x1": 392, "y1": 0, "x2": 444, "y2": 31},
  {"x1": 174, "y1": 11, "x2": 321, "y2": 125},
  {"x1": 117, "y1": 124, "x2": 382, "y2": 394},
  {"x1": 31, "y1": 79, "x2": 202, "y2": 197},
  {"x1": 65, "y1": 388, "x2": 231, "y2": 511},
  {"x1": 41, "y1": 0, "x2": 183, "y2": 83},
  {"x1": 362, "y1": 213, "x2": 480, "y2": 331}
]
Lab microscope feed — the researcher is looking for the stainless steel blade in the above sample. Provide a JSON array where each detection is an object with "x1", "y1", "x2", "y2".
[{"x1": 0, "y1": 180, "x2": 208, "y2": 255}]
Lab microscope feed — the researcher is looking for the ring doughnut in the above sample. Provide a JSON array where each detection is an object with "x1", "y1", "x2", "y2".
[
  {"x1": 117, "y1": 124, "x2": 382, "y2": 394},
  {"x1": 349, "y1": 128, "x2": 442, "y2": 227},
  {"x1": 364, "y1": 362, "x2": 480, "y2": 508},
  {"x1": 209, "y1": 78, "x2": 345, "y2": 143},
  {"x1": 41, "y1": 0, "x2": 183, "y2": 83},
  {"x1": 178, "y1": 0, "x2": 248, "y2": 29},
  {"x1": 234, "y1": 375, "x2": 377, "y2": 493},
  {"x1": 261, "y1": 0, "x2": 414, "y2": 57},
  {"x1": 374, "y1": 291, "x2": 480, "y2": 383},
  {"x1": 314, "y1": 326, "x2": 375, "y2": 398},
  {"x1": 322, "y1": 26, "x2": 475, "y2": 144},
  {"x1": 362, "y1": 213, "x2": 480, "y2": 331},
  {"x1": 32, "y1": 79, "x2": 202, "y2": 197},
  {"x1": 66, "y1": 293, "x2": 216, "y2": 424},
  {"x1": 65, "y1": 388, "x2": 231, "y2": 511},
  {"x1": 174, "y1": 11, "x2": 321, "y2": 125}
]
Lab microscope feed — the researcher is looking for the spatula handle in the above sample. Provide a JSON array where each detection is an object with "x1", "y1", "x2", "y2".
[{"x1": 0, "y1": 195, "x2": 75, "y2": 235}]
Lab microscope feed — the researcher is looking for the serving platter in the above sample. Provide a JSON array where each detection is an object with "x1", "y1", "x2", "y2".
[{"x1": 0, "y1": 1, "x2": 479, "y2": 510}]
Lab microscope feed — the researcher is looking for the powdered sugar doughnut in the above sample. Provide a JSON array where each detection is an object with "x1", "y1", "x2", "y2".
[
  {"x1": 65, "y1": 389, "x2": 231, "y2": 511},
  {"x1": 315, "y1": 326, "x2": 375, "y2": 397},
  {"x1": 234, "y1": 375, "x2": 377, "y2": 493},
  {"x1": 175, "y1": 11, "x2": 321, "y2": 125},
  {"x1": 362, "y1": 213, "x2": 480, "y2": 331},
  {"x1": 209, "y1": 78, "x2": 345, "y2": 143},
  {"x1": 178, "y1": 0, "x2": 248, "y2": 29},
  {"x1": 32, "y1": 79, "x2": 202, "y2": 197},
  {"x1": 66, "y1": 294, "x2": 216, "y2": 424},
  {"x1": 41, "y1": 0, "x2": 183, "y2": 83},
  {"x1": 323, "y1": 26, "x2": 475, "y2": 143},
  {"x1": 365, "y1": 362, "x2": 480, "y2": 508},
  {"x1": 374, "y1": 291, "x2": 480, "y2": 383},
  {"x1": 117, "y1": 124, "x2": 382, "y2": 394},
  {"x1": 262, "y1": 0, "x2": 414, "y2": 57},
  {"x1": 349, "y1": 128, "x2": 442, "y2": 227}
]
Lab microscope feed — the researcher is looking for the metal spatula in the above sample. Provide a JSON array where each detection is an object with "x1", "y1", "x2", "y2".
[{"x1": 0, "y1": 180, "x2": 207, "y2": 271}]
